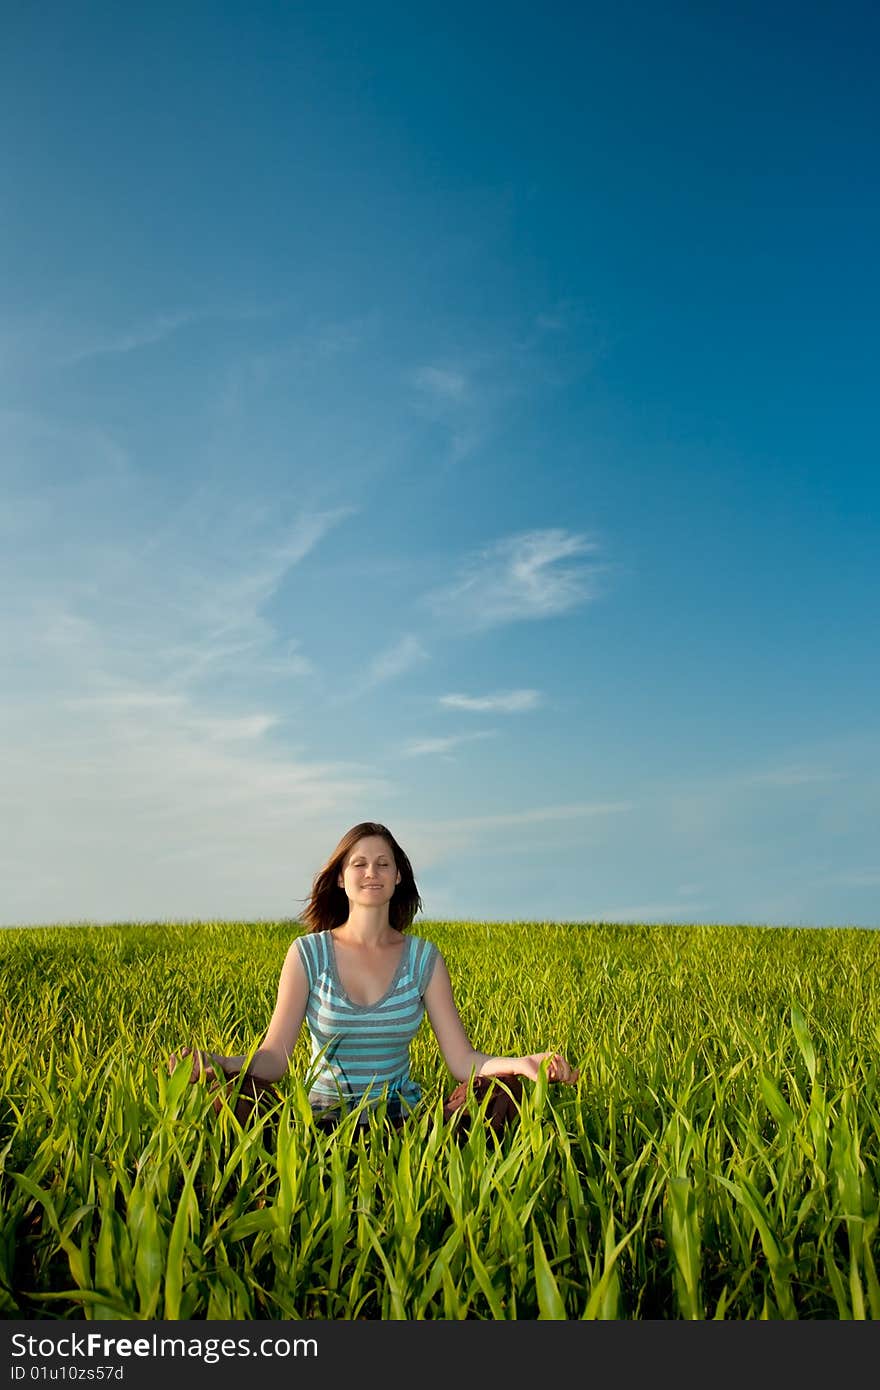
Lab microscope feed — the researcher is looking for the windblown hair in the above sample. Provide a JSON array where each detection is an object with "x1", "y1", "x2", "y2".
[{"x1": 299, "y1": 822, "x2": 423, "y2": 934}]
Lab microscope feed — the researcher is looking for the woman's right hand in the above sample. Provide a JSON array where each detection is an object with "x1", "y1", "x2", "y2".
[{"x1": 518, "y1": 1051, "x2": 580, "y2": 1084}]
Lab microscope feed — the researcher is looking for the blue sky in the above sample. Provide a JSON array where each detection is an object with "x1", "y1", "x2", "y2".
[{"x1": 2, "y1": 1, "x2": 878, "y2": 929}]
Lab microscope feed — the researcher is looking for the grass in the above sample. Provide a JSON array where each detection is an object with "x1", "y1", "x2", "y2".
[{"x1": 1, "y1": 918, "x2": 878, "y2": 1319}]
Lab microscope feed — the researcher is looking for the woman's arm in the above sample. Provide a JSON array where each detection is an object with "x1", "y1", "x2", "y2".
[
  {"x1": 171, "y1": 940, "x2": 310, "y2": 1084},
  {"x1": 423, "y1": 952, "x2": 579, "y2": 1084}
]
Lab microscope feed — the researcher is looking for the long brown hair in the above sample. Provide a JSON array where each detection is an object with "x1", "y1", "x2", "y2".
[{"x1": 299, "y1": 822, "x2": 423, "y2": 933}]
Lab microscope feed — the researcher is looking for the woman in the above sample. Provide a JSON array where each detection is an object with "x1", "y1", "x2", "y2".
[{"x1": 171, "y1": 821, "x2": 579, "y2": 1132}]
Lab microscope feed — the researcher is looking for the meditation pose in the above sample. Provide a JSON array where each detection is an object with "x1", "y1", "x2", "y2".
[{"x1": 170, "y1": 821, "x2": 578, "y2": 1132}]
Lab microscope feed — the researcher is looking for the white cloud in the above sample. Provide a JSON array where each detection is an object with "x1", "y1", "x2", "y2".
[
  {"x1": 589, "y1": 902, "x2": 709, "y2": 924},
  {"x1": 364, "y1": 634, "x2": 429, "y2": 685},
  {"x1": 0, "y1": 408, "x2": 132, "y2": 494},
  {"x1": 195, "y1": 507, "x2": 354, "y2": 621},
  {"x1": 737, "y1": 765, "x2": 843, "y2": 787},
  {"x1": 438, "y1": 689, "x2": 541, "y2": 713},
  {"x1": 813, "y1": 870, "x2": 880, "y2": 888},
  {"x1": 56, "y1": 310, "x2": 199, "y2": 364},
  {"x1": 535, "y1": 313, "x2": 566, "y2": 332},
  {"x1": 411, "y1": 365, "x2": 469, "y2": 401},
  {"x1": 215, "y1": 315, "x2": 375, "y2": 419},
  {"x1": 16, "y1": 499, "x2": 342, "y2": 697},
  {"x1": 0, "y1": 691, "x2": 390, "y2": 924},
  {"x1": 406, "y1": 315, "x2": 604, "y2": 469},
  {"x1": 406, "y1": 357, "x2": 498, "y2": 465},
  {"x1": 333, "y1": 634, "x2": 430, "y2": 704},
  {"x1": 396, "y1": 801, "x2": 635, "y2": 876},
  {"x1": 63, "y1": 694, "x2": 279, "y2": 742},
  {"x1": 445, "y1": 801, "x2": 634, "y2": 830},
  {"x1": 401, "y1": 731, "x2": 497, "y2": 758},
  {"x1": 5, "y1": 301, "x2": 280, "y2": 371},
  {"x1": 0, "y1": 468, "x2": 378, "y2": 923},
  {"x1": 425, "y1": 528, "x2": 604, "y2": 631}
]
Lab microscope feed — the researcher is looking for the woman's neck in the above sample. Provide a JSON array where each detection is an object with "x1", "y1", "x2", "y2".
[{"x1": 333, "y1": 908, "x2": 399, "y2": 946}]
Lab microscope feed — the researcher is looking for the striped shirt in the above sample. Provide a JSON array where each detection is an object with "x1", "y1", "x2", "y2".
[{"x1": 294, "y1": 929, "x2": 439, "y2": 1116}]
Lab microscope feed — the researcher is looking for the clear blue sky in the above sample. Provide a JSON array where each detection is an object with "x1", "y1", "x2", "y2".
[{"x1": 2, "y1": 1, "x2": 878, "y2": 928}]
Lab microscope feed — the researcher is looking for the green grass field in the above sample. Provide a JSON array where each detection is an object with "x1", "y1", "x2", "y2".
[{"x1": 1, "y1": 918, "x2": 878, "y2": 1319}]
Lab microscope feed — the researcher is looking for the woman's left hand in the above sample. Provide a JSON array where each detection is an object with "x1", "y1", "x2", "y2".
[{"x1": 168, "y1": 1045, "x2": 223, "y2": 1084}]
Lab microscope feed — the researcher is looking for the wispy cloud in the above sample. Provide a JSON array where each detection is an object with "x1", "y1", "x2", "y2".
[
  {"x1": 589, "y1": 881, "x2": 709, "y2": 923},
  {"x1": 522, "y1": 297, "x2": 617, "y2": 389},
  {"x1": 0, "y1": 301, "x2": 284, "y2": 383},
  {"x1": 737, "y1": 765, "x2": 843, "y2": 787},
  {"x1": 401, "y1": 731, "x2": 497, "y2": 758},
  {"x1": 0, "y1": 408, "x2": 131, "y2": 495},
  {"x1": 332, "y1": 634, "x2": 430, "y2": 705},
  {"x1": 438, "y1": 689, "x2": 541, "y2": 713},
  {"x1": 589, "y1": 901, "x2": 710, "y2": 924},
  {"x1": 4, "y1": 398, "x2": 373, "y2": 689},
  {"x1": 535, "y1": 312, "x2": 568, "y2": 332},
  {"x1": 407, "y1": 801, "x2": 632, "y2": 844},
  {"x1": 407, "y1": 354, "x2": 517, "y2": 465},
  {"x1": 362, "y1": 633, "x2": 429, "y2": 686},
  {"x1": 54, "y1": 499, "x2": 352, "y2": 695},
  {"x1": 411, "y1": 365, "x2": 469, "y2": 401},
  {"x1": 399, "y1": 800, "x2": 635, "y2": 875},
  {"x1": 57, "y1": 310, "x2": 200, "y2": 364},
  {"x1": 215, "y1": 314, "x2": 375, "y2": 420},
  {"x1": 446, "y1": 801, "x2": 634, "y2": 830},
  {"x1": 424, "y1": 528, "x2": 605, "y2": 632},
  {"x1": 1, "y1": 470, "x2": 374, "y2": 922},
  {"x1": 0, "y1": 485, "x2": 399, "y2": 924},
  {"x1": 813, "y1": 869, "x2": 880, "y2": 888},
  {"x1": 0, "y1": 684, "x2": 391, "y2": 925},
  {"x1": 164, "y1": 497, "x2": 349, "y2": 675},
  {"x1": 63, "y1": 693, "x2": 279, "y2": 742},
  {"x1": 202, "y1": 506, "x2": 355, "y2": 614},
  {"x1": 406, "y1": 310, "x2": 605, "y2": 468}
]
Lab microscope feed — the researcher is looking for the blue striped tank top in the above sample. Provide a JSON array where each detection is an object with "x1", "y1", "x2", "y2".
[{"x1": 294, "y1": 929, "x2": 439, "y2": 1116}]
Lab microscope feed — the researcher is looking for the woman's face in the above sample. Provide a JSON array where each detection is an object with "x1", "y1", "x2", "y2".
[{"x1": 337, "y1": 835, "x2": 401, "y2": 904}]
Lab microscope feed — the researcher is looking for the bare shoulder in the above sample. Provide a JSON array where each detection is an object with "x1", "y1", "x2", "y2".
[
  {"x1": 282, "y1": 936, "x2": 303, "y2": 965},
  {"x1": 423, "y1": 947, "x2": 453, "y2": 994},
  {"x1": 278, "y1": 937, "x2": 309, "y2": 986}
]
